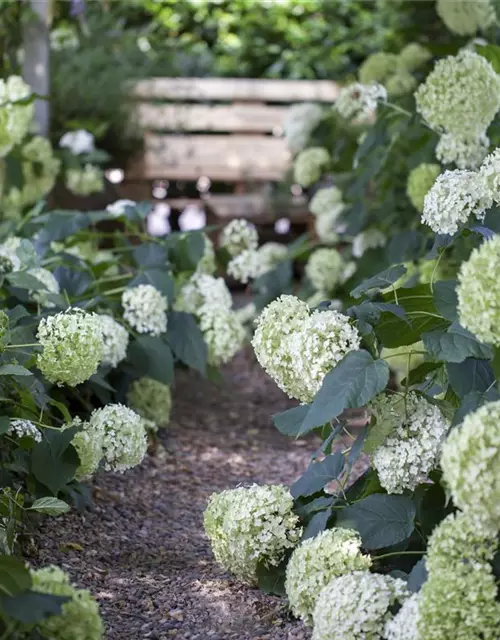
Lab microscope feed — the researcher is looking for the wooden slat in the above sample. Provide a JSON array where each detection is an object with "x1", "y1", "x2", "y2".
[
  {"x1": 135, "y1": 103, "x2": 288, "y2": 133},
  {"x1": 128, "y1": 134, "x2": 291, "y2": 181},
  {"x1": 132, "y1": 77, "x2": 339, "y2": 103}
]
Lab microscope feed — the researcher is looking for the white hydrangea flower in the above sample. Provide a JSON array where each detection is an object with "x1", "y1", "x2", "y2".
[
  {"x1": 352, "y1": 228, "x2": 386, "y2": 258},
  {"x1": 127, "y1": 377, "x2": 172, "y2": 431},
  {"x1": 436, "y1": 132, "x2": 489, "y2": 169},
  {"x1": 479, "y1": 147, "x2": 500, "y2": 203},
  {"x1": 436, "y1": 0, "x2": 495, "y2": 35},
  {"x1": 370, "y1": 392, "x2": 449, "y2": 494},
  {"x1": 65, "y1": 164, "x2": 104, "y2": 196},
  {"x1": 256, "y1": 242, "x2": 288, "y2": 274},
  {"x1": 88, "y1": 403, "x2": 147, "y2": 473},
  {"x1": 220, "y1": 219, "x2": 258, "y2": 257},
  {"x1": 415, "y1": 51, "x2": 500, "y2": 140},
  {"x1": 312, "y1": 571, "x2": 409, "y2": 640},
  {"x1": 196, "y1": 234, "x2": 217, "y2": 275},
  {"x1": 294, "y1": 147, "x2": 330, "y2": 187},
  {"x1": 175, "y1": 273, "x2": 232, "y2": 315},
  {"x1": 335, "y1": 82, "x2": 387, "y2": 121},
  {"x1": 309, "y1": 186, "x2": 343, "y2": 217},
  {"x1": 407, "y1": 163, "x2": 441, "y2": 212},
  {"x1": 285, "y1": 528, "x2": 371, "y2": 625},
  {"x1": 314, "y1": 210, "x2": 341, "y2": 245},
  {"x1": 8, "y1": 419, "x2": 41, "y2": 442},
  {"x1": 384, "y1": 593, "x2": 420, "y2": 640},
  {"x1": 283, "y1": 103, "x2": 323, "y2": 153},
  {"x1": 204, "y1": 484, "x2": 302, "y2": 585},
  {"x1": 0, "y1": 246, "x2": 21, "y2": 273},
  {"x1": 99, "y1": 315, "x2": 129, "y2": 368},
  {"x1": 441, "y1": 400, "x2": 500, "y2": 530},
  {"x1": 227, "y1": 249, "x2": 261, "y2": 284},
  {"x1": 59, "y1": 129, "x2": 95, "y2": 155},
  {"x1": 305, "y1": 248, "x2": 345, "y2": 293},
  {"x1": 105, "y1": 199, "x2": 136, "y2": 217},
  {"x1": 198, "y1": 305, "x2": 245, "y2": 366},
  {"x1": 421, "y1": 169, "x2": 492, "y2": 235},
  {"x1": 37, "y1": 308, "x2": 104, "y2": 386},
  {"x1": 0, "y1": 75, "x2": 34, "y2": 157},
  {"x1": 50, "y1": 24, "x2": 79, "y2": 51},
  {"x1": 457, "y1": 234, "x2": 500, "y2": 345},
  {"x1": 28, "y1": 267, "x2": 60, "y2": 308},
  {"x1": 399, "y1": 43, "x2": 432, "y2": 73},
  {"x1": 70, "y1": 416, "x2": 104, "y2": 481},
  {"x1": 122, "y1": 284, "x2": 168, "y2": 336},
  {"x1": 234, "y1": 301, "x2": 257, "y2": 325}
]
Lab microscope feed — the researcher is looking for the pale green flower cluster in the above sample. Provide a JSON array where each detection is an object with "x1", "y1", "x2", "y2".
[
  {"x1": 175, "y1": 273, "x2": 232, "y2": 315},
  {"x1": 252, "y1": 295, "x2": 360, "y2": 403},
  {"x1": 105, "y1": 199, "x2": 135, "y2": 217},
  {"x1": 479, "y1": 147, "x2": 500, "y2": 203},
  {"x1": 28, "y1": 267, "x2": 60, "y2": 308},
  {"x1": 196, "y1": 234, "x2": 217, "y2": 275},
  {"x1": 285, "y1": 528, "x2": 371, "y2": 625},
  {"x1": 406, "y1": 163, "x2": 441, "y2": 212},
  {"x1": 0, "y1": 75, "x2": 34, "y2": 157},
  {"x1": 256, "y1": 242, "x2": 288, "y2": 272},
  {"x1": 309, "y1": 187, "x2": 344, "y2": 244},
  {"x1": 65, "y1": 164, "x2": 104, "y2": 196},
  {"x1": 421, "y1": 169, "x2": 491, "y2": 235},
  {"x1": 370, "y1": 392, "x2": 449, "y2": 493},
  {"x1": 441, "y1": 400, "x2": 500, "y2": 530},
  {"x1": 384, "y1": 593, "x2": 420, "y2": 640},
  {"x1": 71, "y1": 417, "x2": 104, "y2": 481},
  {"x1": 30, "y1": 565, "x2": 104, "y2": 640},
  {"x1": 399, "y1": 43, "x2": 433, "y2": 72},
  {"x1": 122, "y1": 284, "x2": 168, "y2": 336},
  {"x1": 37, "y1": 309, "x2": 104, "y2": 386},
  {"x1": 305, "y1": 248, "x2": 345, "y2": 294},
  {"x1": 198, "y1": 304, "x2": 246, "y2": 366},
  {"x1": 204, "y1": 484, "x2": 301, "y2": 585},
  {"x1": 436, "y1": 132, "x2": 489, "y2": 169},
  {"x1": 283, "y1": 103, "x2": 323, "y2": 153},
  {"x1": 227, "y1": 248, "x2": 261, "y2": 284},
  {"x1": 415, "y1": 51, "x2": 500, "y2": 142},
  {"x1": 8, "y1": 419, "x2": 41, "y2": 442},
  {"x1": 359, "y1": 52, "x2": 399, "y2": 86},
  {"x1": 312, "y1": 571, "x2": 408, "y2": 640},
  {"x1": 99, "y1": 314, "x2": 129, "y2": 367},
  {"x1": 436, "y1": 0, "x2": 495, "y2": 35},
  {"x1": 418, "y1": 512, "x2": 500, "y2": 640},
  {"x1": 294, "y1": 147, "x2": 330, "y2": 187},
  {"x1": 335, "y1": 83, "x2": 387, "y2": 122},
  {"x1": 220, "y1": 219, "x2": 258, "y2": 257},
  {"x1": 59, "y1": 129, "x2": 94, "y2": 155},
  {"x1": 457, "y1": 235, "x2": 500, "y2": 345},
  {"x1": 127, "y1": 377, "x2": 172, "y2": 431},
  {"x1": 351, "y1": 228, "x2": 386, "y2": 258},
  {"x1": 385, "y1": 71, "x2": 417, "y2": 98},
  {"x1": 50, "y1": 24, "x2": 79, "y2": 51}
]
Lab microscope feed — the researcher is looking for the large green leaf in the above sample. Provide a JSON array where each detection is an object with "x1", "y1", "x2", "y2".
[
  {"x1": 127, "y1": 336, "x2": 174, "y2": 384},
  {"x1": 350, "y1": 265, "x2": 407, "y2": 299},
  {"x1": 301, "y1": 351, "x2": 389, "y2": 432},
  {"x1": 452, "y1": 388, "x2": 500, "y2": 426},
  {"x1": 422, "y1": 323, "x2": 492, "y2": 363},
  {"x1": 0, "y1": 556, "x2": 31, "y2": 597},
  {"x1": 1, "y1": 591, "x2": 69, "y2": 624},
  {"x1": 167, "y1": 311, "x2": 207, "y2": 374},
  {"x1": 128, "y1": 268, "x2": 174, "y2": 302},
  {"x1": 272, "y1": 404, "x2": 311, "y2": 437},
  {"x1": 31, "y1": 426, "x2": 80, "y2": 495},
  {"x1": 133, "y1": 243, "x2": 168, "y2": 268},
  {"x1": 291, "y1": 451, "x2": 344, "y2": 498},
  {"x1": 0, "y1": 364, "x2": 32, "y2": 377},
  {"x1": 447, "y1": 358, "x2": 495, "y2": 398},
  {"x1": 433, "y1": 280, "x2": 458, "y2": 322},
  {"x1": 336, "y1": 494, "x2": 415, "y2": 550},
  {"x1": 28, "y1": 497, "x2": 70, "y2": 516},
  {"x1": 53, "y1": 266, "x2": 92, "y2": 297},
  {"x1": 476, "y1": 43, "x2": 500, "y2": 73}
]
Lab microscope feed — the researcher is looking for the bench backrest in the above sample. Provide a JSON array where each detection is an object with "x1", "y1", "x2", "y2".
[{"x1": 128, "y1": 77, "x2": 339, "y2": 183}]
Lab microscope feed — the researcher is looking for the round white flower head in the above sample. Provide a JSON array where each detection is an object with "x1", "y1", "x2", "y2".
[
  {"x1": 305, "y1": 248, "x2": 345, "y2": 294},
  {"x1": 386, "y1": 71, "x2": 417, "y2": 98},
  {"x1": 407, "y1": 163, "x2": 441, "y2": 212},
  {"x1": 8, "y1": 419, "x2": 41, "y2": 442},
  {"x1": 457, "y1": 234, "x2": 500, "y2": 345},
  {"x1": 370, "y1": 392, "x2": 449, "y2": 494},
  {"x1": 31, "y1": 565, "x2": 104, "y2": 640},
  {"x1": 421, "y1": 169, "x2": 491, "y2": 235},
  {"x1": 122, "y1": 284, "x2": 168, "y2": 336},
  {"x1": 99, "y1": 314, "x2": 129, "y2": 367},
  {"x1": 479, "y1": 147, "x2": 500, "y2": 204},
  {"x1": 127, "y1": 376, "x2": 172, "y2": 431},
  {"x1": 0, "y1": 75, "x2": 34, "y2": 157},
  {"x1": 175, "y1": 273, "x2": 232, "y2": 315},
  {"x1": 227, "y1": 249, "x2": 261, "y2": 284},
  {"x1": 283, "y1": 103, "x2": 323, "y2": 153},
  {"x1": 436, "y1": 132, "x2": 489, "y2": 169},
  {"x1": 335, "y1": 83, "x2": 387, "y2": 122},
  {"x1": 196, "y1": 234, "x2": 217, "y2": 275},
  {"x1": 285, "y1": 528, "x2": 371, "y2": 625},
  {"x1": 105, "y1": 199, "x2": 136, "y2": 217},
  {"x1": 415, "y1": 51, "x2": 500, "y2": 140},
  {"x1": 203, "y1": 484, "x2": 301, "y2": 585},
  {"x1": 294, "y1": 147, "x2": 330, "y2": 187},
  {"x1": 198, "y1": 305, "x2": 245, "y2": 366},
  {"x1": 37, "y1": 309, "x2": 104, "y2": 386},
  {"x1": 50, "y1": 24, "x2": 79, "y2": 51},
  {"x1": 352, "y1": 228, "x2": 386, "y2": 258},
  {"x1": 219, "y1": 219, "x2": 258, "y2": 257},
  {"x1": 418, "y1": 512, "x2": 500, "y2": 640},
  {"x1": 256, "y1": 242, "x2": 288, "y2": 274},
  {"x1": 436, "y1": 0, "x2": 495, "y2": 35},
  {"x1": 314, "y1": 210, "x2": 341, "y2": 245},
  {"x1": 65, "y1": 164, "x2": 104, "y2": 196},
  {"x1": 441, "y1": 400, "x2": 500, "y2": 530},
  {"x1": 384, "y1": 593, "x2": 420, "y2": 640},
  {"x1": 59, "y1": 129, "x2": 95, "y2": 155},
  {"x1": 69, "y1": 417, "x2": 104, "y2": 481},
  {"x1": 312, "y1": 571, "x2": 409, "y2": 640},
  {"x1": 309, "y1": 186, "x2": 343, "y2": 217},
  {"x1": 359, "y1": 52, "x2": 399, "y2": 85},
  {"x1": 399, "y1": 43, "x2": 432, "y2": 72},
  {"x1": 0, "y1": 246, "x2": 21, "y2": 274},
  {"x1": 289, "y1": 309, "x2": 361, "y2": 402},
  {"x1": 234, "y1": 301, "x2": 257, "y2": 325},
  {"x1": 28, "y1": 267, "x2": 60, "y2": 308},
  {"x1": 88, "y1": 404, "x2": 147, "y2": 473}
]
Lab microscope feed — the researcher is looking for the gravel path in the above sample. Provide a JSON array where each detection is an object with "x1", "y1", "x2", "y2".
[{"x1": 30, "y1": 350, "x2": 318, "y2": 639}]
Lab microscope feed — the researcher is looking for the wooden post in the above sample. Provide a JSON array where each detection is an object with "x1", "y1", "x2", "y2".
[{"x1": 22, "y1": 0, "x2": 50, "y2": 136}]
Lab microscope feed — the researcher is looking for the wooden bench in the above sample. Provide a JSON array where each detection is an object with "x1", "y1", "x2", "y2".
[{"x1": 120, "y1": 77, "x2": 339, "y2": 225}]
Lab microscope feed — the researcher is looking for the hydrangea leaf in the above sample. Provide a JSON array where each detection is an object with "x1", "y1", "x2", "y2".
[
  {"x1": 447, "y1": 357, "x2": 495, "y2": 398},
  {"x1": 350, "y1": 265, "x2": 407, "y2": 298},
  {"x1": 0, "y1": 591, "x2": 70, "y2": 624},
  {"x1": 0, "y1": 555, "x2": 31, "y2": 597},
  {"x1": 167, "y1": 311, "x2": 207, "y2": 375},
  {"x1": 291, "y1": 451, "x2": 344, "y2": 498},
  {"x1": 132, "y1": 243, "x2": 168, "y2": 268},
  {"x1": 433, "y1": 280, "x2": 458, "y2": 322},
  {"x1": 452, "y1": 387, "x2": 500, "y2": 426},
  {"x1": 272, "y1": 404, "x2": 311, "y2": 437},
  {"x1": 301, "y1": 508, "x2": 332, "y2": 541},
  {"x1": 127, "y1": 336, "x2": 174, "y2": 385},
  {"x1": 128, "y1": 268, "x2": 175, "y2": 302},
  {"x1": 28, "y1": 497, "x2": 70, "y2": 516},
  {"x1": 31, "y1": 425, "x2": 80, "y2": 495},
  {"x1": 407, "y1": 559, "x2": 428, "y2": 593},
  {"x1": 423, "y1": 322, "x2": 492, "y2": 363}
]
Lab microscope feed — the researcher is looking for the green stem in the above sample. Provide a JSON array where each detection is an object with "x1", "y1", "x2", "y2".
[
  {"x1": 4, "y1": 343, "x2": 39, "y2": 349},
  {"x1": 103, "y1": 286, "x2": 126, "y2": 297},
  {"x1": 374, "y1": 550, "x2": 425, "y2": 561},
  {"x1": 382, "y1": 350, "x2": 427, "y2": 361}
]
